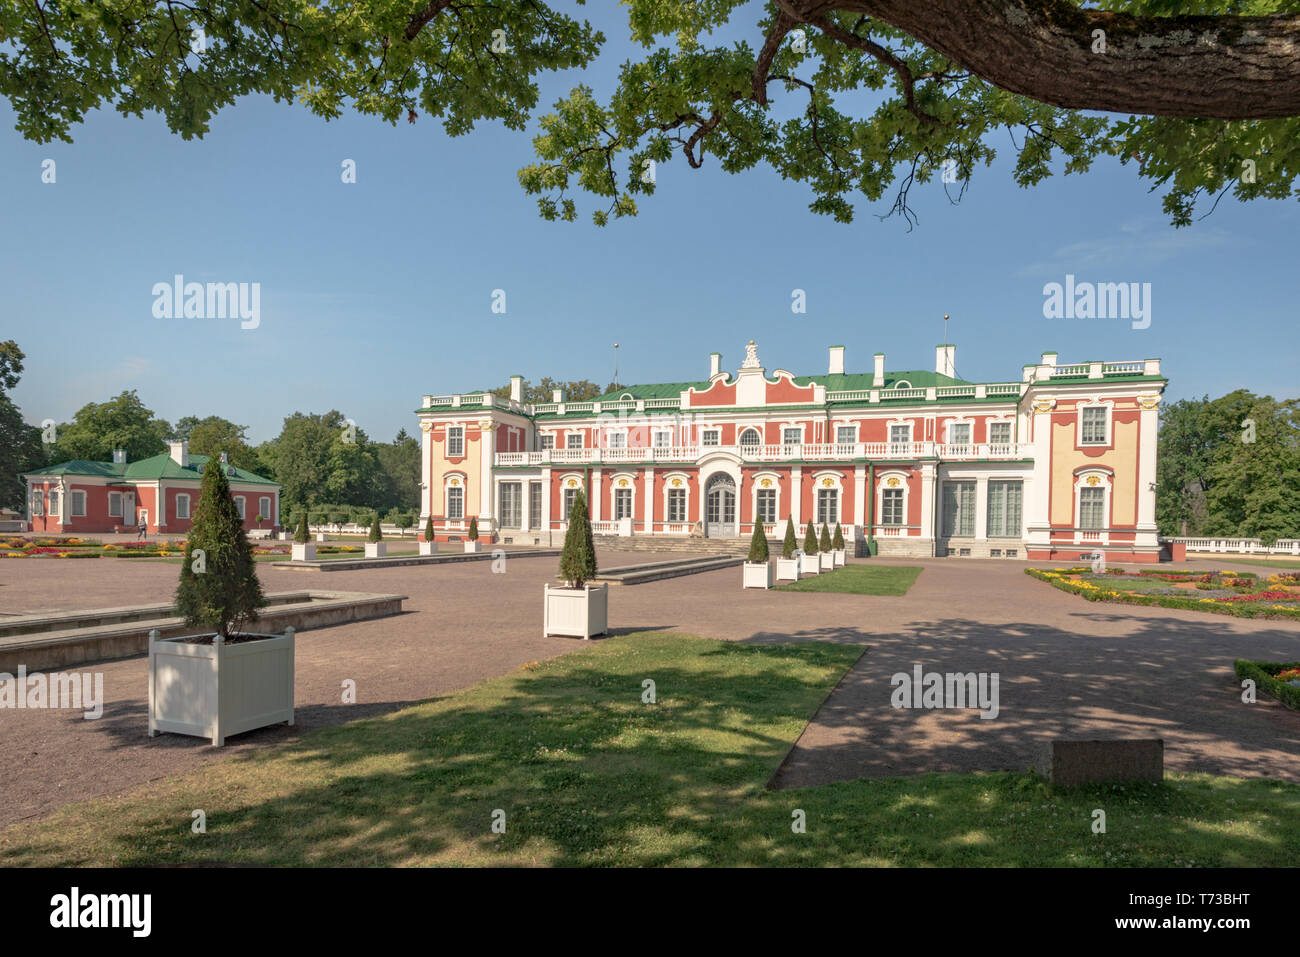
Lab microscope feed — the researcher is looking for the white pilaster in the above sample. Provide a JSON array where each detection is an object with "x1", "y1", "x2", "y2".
[
  {"x1": 919, "y1": 463, "x2": 936, "y2": 542},
  {"x1": 643, "y1": 467, "x2": 654, "y2": 534},
  {"x1": 592, "y1": 469, "x2": 603, "y2": 522},
  {"x1": 853, "y1": 464, "x2": 866, "y2": 530},
  {"x1": 419, "y1": 421, "x2": 433, "y2": 521},
  {"x1": 479, "y1": 419, "x2": 496, "y2": 523},
  {"x1": 974, "y1": 476, "x2": 988, "y2": 541},
  {"x1": 1135, "y1": 400, "x2": 1160, "y2": 548},
  {"x1": 791, "y1": 466, "x2": 802, "y2": 526}
]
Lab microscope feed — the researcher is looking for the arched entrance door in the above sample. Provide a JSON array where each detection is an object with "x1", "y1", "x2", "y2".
[{"x1": 704, "y1": 474, "x2": 737, "y2": 537}]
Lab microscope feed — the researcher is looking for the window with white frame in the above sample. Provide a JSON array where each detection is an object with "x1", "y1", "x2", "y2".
[
  {"x1": 989, "y1": 421, "x2": 1012, "y2": 447},
  {"x1": 947, "y1": 422, "x2": 972, "y2": 448},
  {"x1": 835, "y1": 425, "x2": 856, "y2": 445},
  {"x1": 987, "y1": 480, "x2": 1023, "y2": 537},
  {"x1": 739, "y1": 428, "x2": 761, "y2": 448},
  {"x1": 607, "y1": 431, "x2": 626, "y2": 449},
  {"x1": 48, "y1": 489, "x2": 60, "y2": 517},
  {"x1": 566, "y1": 433, "x2": 584, "y2": 449},
  {"x1": 70, "y1": 491, "x2": 85, "y2": 517},
  {"x1": 499, "y1": 482, "x2": 522, "y2": 528},
  {"x1": 782, "y1": 427, "x2": 802, "y2": 449},
  {"x1": 447, "y1": 426, "x2": 464, "y2": 457},
  {"x1": 613, "y1": 487, "x2": 633, "y2": 520},
  {"x1": 447, "y1": 484, "x2": 465, "y2": 520},
  {"x1": 260, "y1": 497, "x2": 271, "y2": 520},
  {"x1": 1081, "y1": 406, "x2": 1108, "y2": 444},
  {"x1": 529, "y1": 482, "x2": 542, "y2": 529},
  {"x1": 1079, "y1": 486, "x2": 1106, "y2": 529},
  {"x1": 881, "y1": 488, "x2": 904, "y2": 525},
  {"x1": 756, "y1": 488, "x2": 777, "y2": 524},
  {"x1": 234, "y1": 496, "x2": 245, "y2": 519},
  {"x1": 653, "y1": 430, "x2": 671, "y2": 448},
  {"x1": 562, "y1": 486, "x2": 580, "y2": 521},
  {"x1": 702, "y1": 429, "x2": 720, "y2": 447},
  {"x1": 109, "y1": 492, "x2": 123, "y2": 518},
  {"x1": 889, "y1": 424, "x2": 910, "y2": 452},
  {"x1": 667, "y1": 487, "x2": 687, "y2": 522},
  {"x1": 30, "y1": 489, "x2": 43, "y2": 516},
  {"x1": 540, "y1": 433, "x2": 555, "y2": 450},
  {"x1": 941, "y1": 481, "x2": 976, "y2": 537},
  {"x1": 816, "y1": 487, "x2": 839, "y2": 526},
  {"x1": 176, "y1": 494, "x2": 191, "y2": 519}
]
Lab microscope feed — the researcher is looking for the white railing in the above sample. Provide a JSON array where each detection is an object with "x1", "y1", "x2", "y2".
[
  {"x1": 1168, "y1": 537, "x2": 1300, "y2": 555},
  {"x1": 1103, "y1": 361, "x2": 1144, "y2": 375},
  {"x1": 1052, "y1": 364, "x2": 1091, "y2": 377},
  {"x1": 495, "y1": 441, "x2": 1032, "y2": 467}
]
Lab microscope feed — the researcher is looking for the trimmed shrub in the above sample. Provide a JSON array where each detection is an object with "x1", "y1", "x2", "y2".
[
  {"x1": 803, "y1": 520, "x2": 818, "y2": 554},
  {"x1": 1234, "y1": 659, "x2": 1300, "y2": 710},
  {"x1": 833, "y1": 522, "x2": 845, "y2": 550},
  {"x1": 468, "y1": 516, "x2": 479, "y2": 542},
  {"x1": 294, "y1": 510, "x2": 310, "y2": 543},
  {"x1": 782, "y1": 517, "x2": 797, "y2": 559},
  {"x1": 748, "y1": 521, "x2": 769, "y2": 562},
  {"x1": 175, "y1": 456, "x2": 266, "y2": 638},
  {"x1": 367, "y1": 514, "x2": 382, "y2": 543},
  {"x1": 559, "y1": 490, "x2": 597, "y2": 587},
  {"x1": 819, "y1": 523, "x2": 832, "y2": 552},
  {"x1": 424, "y1": 514, "x2": 434, "y2": 543}
]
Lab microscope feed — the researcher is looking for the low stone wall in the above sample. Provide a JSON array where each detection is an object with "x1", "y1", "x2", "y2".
[{"x1": 0, "y1": 591, "x2": 407, "y2": 671}]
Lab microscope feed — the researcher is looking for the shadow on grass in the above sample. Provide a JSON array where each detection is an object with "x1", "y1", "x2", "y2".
[{"x1": 3, "y1": 632, "x2": 1297, "y2": 868}]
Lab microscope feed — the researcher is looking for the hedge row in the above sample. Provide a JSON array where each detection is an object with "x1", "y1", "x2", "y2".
[
  {"x1": 1234, "y1": 660, "x2": 1300, "y2": 710},
  {"x1": 1024, "y1": 568, "x2": 1300, "y2": 621}
]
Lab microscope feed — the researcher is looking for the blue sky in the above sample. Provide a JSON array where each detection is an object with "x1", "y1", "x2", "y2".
[{"x1": 3, "y1": 5, "x2": 1297, "y2": 446}]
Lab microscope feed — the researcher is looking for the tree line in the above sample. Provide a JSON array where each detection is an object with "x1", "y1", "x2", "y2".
[{"x1": 1157, "y1": 390, "x2": 1300, "y2": 544}]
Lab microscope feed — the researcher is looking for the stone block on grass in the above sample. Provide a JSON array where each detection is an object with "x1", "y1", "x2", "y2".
[{"x1": 1041, "y1": 739, "x2": 1163, "y2": 787}]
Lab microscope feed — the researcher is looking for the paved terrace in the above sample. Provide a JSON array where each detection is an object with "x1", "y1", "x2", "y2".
[{"x1": 0, "y1": 549, "x2": 1297, "y2": 827}]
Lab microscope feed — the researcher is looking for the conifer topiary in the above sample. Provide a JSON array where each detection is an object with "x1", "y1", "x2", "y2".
[
  {"x1": 748, "y1": 520, "x2": 769, "y2": 562},
  {"x1": 175, "y1": 455, "x2": 266, "y2": 638},
  {"x1": 559, "y1": 490, "x2": 597, "y2": 587},
  {"x1": 294, "y1": 509, "x2": 310, "y2": 543},
  {"x1": 424, "y1": 514, "x2": 434, "y2": 543},
  {"x1": 803, "y1": 519, "x2": 818, "y2": 554},
  {"x1": 833, "y1": 522, "x2": 845, "y2": 550},
  {"x1": 368, "y1": 513, "x2": 382, "y2": 543},
  {"x1": 819, "y1": 522, "x2": 832, "y2": 552},
  {"x1": 468, "y1": 516, "x2": 479, "y2": 542},
  {"x1": 782, "y1": 516, "x2": 797, "y2": 559}
]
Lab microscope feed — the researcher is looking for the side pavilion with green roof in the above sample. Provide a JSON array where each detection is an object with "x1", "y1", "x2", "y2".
[{"x1": 23, "y1": 440, "x2": 281, "y2": 535}]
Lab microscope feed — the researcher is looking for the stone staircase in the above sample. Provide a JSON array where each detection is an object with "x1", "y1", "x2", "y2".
[{"x1": 592, "y1": 534, "x2": 761, "y2": 557}]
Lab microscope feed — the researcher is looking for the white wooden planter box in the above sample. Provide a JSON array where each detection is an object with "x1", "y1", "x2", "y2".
[
  {"x1": 819, "y1": 552, "x2": 835, "y2": 572},
  {"x1": 544, "y1": 583, "x2": 608, "y2": 639},
  {"x1": 800, "y1": 553, "x2": 820, "y2": 576},
  {"x1": 833, "y1": 548, "x2": 847, "y2": 566},
  {"x1": 464, "y1": 542, "x2": 482, "y2": 553},
  {"x1": 419, "y1": 541, "x2": 439, "y2": 556},
  {"x1": 743, "y1": 561, "x2": 774, "y2": 589},
  {"x1": 775, "y1": 557, "x2": 801, "y2": 581},
  {"x1": 149, "y1": 628, "x2": 295, "y2": 747},
  {"x1": 365, "y1": 542, "x2": 386, "y2": 558},
  {"x1": 291, "y1": 542, "x2": 315, "y2": 562}
]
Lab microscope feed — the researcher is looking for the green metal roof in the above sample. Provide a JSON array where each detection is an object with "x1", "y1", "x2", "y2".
[{"x1": 25, "y1": 453, "x2": 277, "y2": 486}]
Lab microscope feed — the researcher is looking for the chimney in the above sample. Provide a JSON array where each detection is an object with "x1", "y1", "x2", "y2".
[
  {"x1": 167, "y1": 440, "x2": 188, "y2": 467},
  {"x1": 709, "y1": 352, "x2": 721, "y2": 378},
  {"x1": 1041, "y1": 351, "x2": 1058, "y2": 368},
  {"x1": 935, "y1": 344, "x2": 956, "y2": 377},
  {"x1": 112, "y1": 449, "x2": 126, "y2": 465},
  {"x1": 510, "y1": 375, "x2": 523, "y2": 403},
  {"x1": 828, "y1": 345, "x2": 845, "y2": 376},
  {"x1": 872, "y1": 353, "x2": 885, "y2": 388},
  {"x1": 551, "y1": 388, "x2": 564, "y2": 403}
]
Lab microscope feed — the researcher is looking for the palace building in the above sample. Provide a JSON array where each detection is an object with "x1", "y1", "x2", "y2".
[
  {"x1": 23, "y1": 441, "x2": 281, "y2": 536},
  {"x1": 415, "y1": 342, "x2": 1168, "y2": 562}
]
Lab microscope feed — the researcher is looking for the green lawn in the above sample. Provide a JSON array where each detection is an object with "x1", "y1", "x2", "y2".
[
  {"x1": 776, "y1": 563, "x2": 922, "y2": 595},
  {"x1": 1194, "y1": 556, "x2": 1300, "y2": 570},
  {"x1": 3, "y1": 632, "x2": 1295, "y2": 867}
]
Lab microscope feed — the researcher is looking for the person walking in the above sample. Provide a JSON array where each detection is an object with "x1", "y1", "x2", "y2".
[{"x1": 137, "y1": 515, "x2": 147, "y2": 540}]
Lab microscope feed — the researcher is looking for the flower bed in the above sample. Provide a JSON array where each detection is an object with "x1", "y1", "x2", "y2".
[
  {"x1": 1234, "y1": 660, "x2": 1300, "y2": 710},
  {"x1": 1026, "y1": 567, "x2": 1300, "y2": 620}
]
